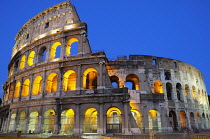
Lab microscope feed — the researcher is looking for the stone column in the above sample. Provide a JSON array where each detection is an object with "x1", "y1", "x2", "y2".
[
  {"x1": 186, "y1": 111, "x2": 191, "y2": 129},
  {"x1": 98, "y1": 103, "x2": 104, "y2": 134},
  {"x1": 60, "y1": 44, "x2": 65, "y2": 60},
  {"x1": 98, "y1": 62, "x2": 105, "y2": 89},
  {"x1": 46, "y1": 43, "x2": 51, "y2": 61},
  {"x1": 74, "y1": 104, "x2": 81, "y2": 135},
  {"x1": 29, "y1": 74, "x2": 34, "y2": 100},
  {"x1": 58, "y1": 68, "x2": 63, "y2": 96},
  {"x1": 24, "y1": 107, "x2": 30, "y2": 133},
  {"x1": 38, "y1": 106, "x2": 43, "y2": 133},
  {"x1": 76, "y1": 64, "x2": 82, "y2": 94},
  {"x1": 123, "y1": 102, "x2": 130, "y2": 134},
  {"x1": 42, "y1": 70, "x2": 47, "y2": 98}
]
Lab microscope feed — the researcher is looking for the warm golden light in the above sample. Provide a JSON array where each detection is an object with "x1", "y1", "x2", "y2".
[
  {"x1": 50, "y1": 42, "x2": 62, "y2": 60},
  {"x1": 22, "y1": 79, "x2": 30, "y2": 97},
  {"x1": 32, "y1": 76, "x2": 42, "y2": 95},
  {"x1": 28, "y1": 51, "x2": 36, "y2": 66},
  {"x1": 63, "y1": 70, "x2": 76, "y2": 91},
  {"x1": 154, "y1": 80, "x2": 163, "y2": 93},
  {"x1": 66, "y1": 38, "x2": 78, "y2": 56},
  {"x1": 14, "y1": 82, "x2": 21, "y2": 99},
  {"x1": 83, "y1": 68, "x2": 97, "y2": 89},
  {"x1": 20, "y1": 55, "x2": 26, "y2": 70},
  {"x1": 46, "y1": 73, "x2": 58, "y2": 93}
]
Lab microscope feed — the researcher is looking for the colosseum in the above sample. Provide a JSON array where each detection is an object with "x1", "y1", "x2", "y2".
[{"x1": 0, "y1": 0, "x2": 209, "y2": 136}]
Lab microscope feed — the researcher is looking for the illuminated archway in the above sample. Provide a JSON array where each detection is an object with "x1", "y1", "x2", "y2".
[
  {"x1": 148, "y1": 110, "x2": 161, "y2": 131},
  {"x1": 154, "y1": 80, "x2": 163, "y2": 93},
  {"x1": 192, "y1": 86, "x2": 196, "y2": 99},
  {"x1": 197, "y1": 112, "x2": 202, "y2": 128},
  {"x1": 14, "y1": 82, "x2": 21, "y2": 99},
  {"x1": 20, "y1": 55, "x2": 26, "y2": 70},
  {"x1": 179, "y1": 111, "x2": 187, "y2": 128},
  {"x1": 22, "y1": 79, "x2": 30, "y2": 97},
  {"x1": 66, "y1": 38, "x2": 79, "y2": 56},
  {"x1": 185, "y1": 84, "x2": 189, "y2": 95},
  {"x1": 9, "y1": 64, "x2": 14, "y2": 76},
  {"x1": 63, "y1": 70, "x2": 76, "y2": 91},
  {"x1": 126, "y1": 74, "x2": 140, "y2": 90},
  {"x1": 83, "y1": 108, "x2": 97, "y2": 133},
  {"x1": 43, "y1": 109, "x2": 55, "y2": 133},
  {"x1": 32, "y1": 76, "x2": 42, "y2": 95},
  {"x1": 83, "y1": 68, "x2": 97, "y2": 89},
  {"x1": 131, "y1": 109, "x2": 142, "y2": 130},
  {"x1": 60, "y1": 109, "x2": 74, "y2": 134},
  {"x1": 46, "y1": 73, "x2": 58, "y2": 93},
  {"x1": 106, "y1": 107, "x2": 122, "y2": 133},
  {"x1": 9, "y1": 113, "x2": 16, "y2": 132},
  {"x1": 9, "y1": 85, "x2": 14, "y2": 100},
  {"x1": 110, "y1": 75, "x2": 119, "y2": 88},
  {"x1": 50, "y1": 42, "x2": 62, "y2": 60},
  {"x1": 17, "y1": 111, "x2": 26, "y2": 132},
  {"x1": 28, "y1": 51, "x2": 36, "y2": 66},
  {"x1": 28, "y1": 111, "x2": 39, "y2": 133}
]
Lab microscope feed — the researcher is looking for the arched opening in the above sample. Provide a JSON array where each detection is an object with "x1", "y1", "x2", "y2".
[
  {"x1": 169, "y1": 111, "x2": 177, "y2": 130},
  {"x1": 198, "y1": 89, "x2": 202, "y2": 104},
  {"x1": 148, "y1": 110, "x2": 161, "y2": 132},
  {"x1": 20, "y1": 55, "x2": 26, "y2": 70},
  {"x1": 46, "y1": 73, "x2": 58, "y2": 93},
  {"x1": 9, "y1": 85, "x2": 14, "y2": 100},
  {"x1": 166, "y1": 83, "x2": 172, "y2": 100},
  {"x1": 14, "y1": 60, "x2": 19, "y2": 72},
  {"x1": 83, "y1": 108, "x2": 97, "y2": 133},
  {"x1": 17, "y1": 111, "x2": 26, "y2": 132},
  {"x1": 192, "y1": 86, "x2": 196, "y2": 99},
  {"x1": 9, "y1": 113, "x2": 16, "y2": 132},
  {"x1": 9, "y1": 64, "x2": 14, "y2": 76},
  {"x1": 28, "y1": 111, "x2": 39, "y2": 133},
  {"x1": 38, "y1": 47, "x2": 47, "y2": 63},
  {"x1": 63, "y1": 70, "x2": 76, "y2": 91},
  {"x1": 14, "y1": 82, "x2": 21, "y2": 99},
  {"x1": 126, "y1": 74, "x2": 140, "y2": 90},
  {"x1": 50, "y1": 42, "x2": 62, "y2": 60},
  {"x1": 22, "y1": 79, "x2": 30, "y2": 97},
  {"x1": 176, "y1": 83, "x2": 182, "y2": 101},
  {"x1": 190, "y1": 112, "x2": 195, "y2": 129},
  {"x1": 83, "y1": 68, "x2": 97, "y2": 89},
  {"x1": 185, "y1": 84, "x2": 189, "y2": 95},
  {"x1": 197, "y1": 112, "x2": 202, "y2": 129},
  {"x1": 202, "y1": 113, "x2": 206, "y2": 129},
  {"x1": 164, "y1": 71, "x2": 171, "y2": 80},
  {"x1": 32, "y1": 76, "x2": 42, "y2": 95},
  {"x1": 110, "y1": 76, "x2": 119, "y2": 88},
  {"x1": 60, "y1": 109, "x2": 74, "y2": 134},
  {"x1": 106, "y1": 107, "x2": 122, "y2": 133},
  {"x1": 28, "y1": 51, "x2": 36, "y2": 66},
  {"x1": 179, "y1": 111, "x2": 187, "y2": 129},
  {"x1": 154, "y1": 80, "x2": 163, "y2": 93},
  {"x1": 131, "y1": 109, "x2": 143, "y2": 130},
  {"x1": 66, "y1": 38, "x2": 79, "y2": 56},
  {"x1": 43, "y1": 109, "x2": 55, "y2": 133}
]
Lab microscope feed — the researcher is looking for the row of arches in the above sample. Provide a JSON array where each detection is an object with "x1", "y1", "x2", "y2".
[
  {"x1": 9, "y1": 38, "x2": 79, "y2": 76},
  {"x1": 5, "y1": 68, "x2": 98, "y2": 101},
  {"x1": 8, "y1": 108, "x2": 162, "y2": 134}
]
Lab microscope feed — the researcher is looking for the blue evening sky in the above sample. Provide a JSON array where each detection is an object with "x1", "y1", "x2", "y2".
[{"x1": 0, "y1": 0, "x2": 210, "y2": 98}]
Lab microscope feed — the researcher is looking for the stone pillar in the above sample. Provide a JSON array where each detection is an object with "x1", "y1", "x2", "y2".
[
  {"x1": 98, "y1": 103, "x2": 104, "y2": 134},
  {"x1": 46, "y1": 43, "x2": 51, "y2": 61},
  {"x1": 74, "y1": 104, "x2": 81, "y2": 135},
  {"x1": 29, "y1": 74, "x2": 34, "y2": 100},
  {"x1": 58, "y1": 68, "x2": 63, "y2": 96},
  {"x1": 123, "y1": 102, "x2": 130, "y2": 134},
  {"x1": 19, "y1": 78, "x2": 24, "y2": 102},
  {"x1": 60, "y1": 44, "x2": 65, "y2": 60},
  {"x1": 38, "y1": 106, "x2": 44, "y2": 133},
  {"x1": 98, "y1": 62, "x2": 105, "y2": 89},
  {"x1": 24, "y1": 107, "x2": 30, "y2": 133},
  {"x1": 76, "y1": 64, "x2": 82, "y2": 94},
  {"x1": 186, "y1": 111, "x2": 191, "y2": 129},
  {"x1": 54, "y1": 115, "x2": 59, "y2": 134},
  {"x1": 42, "y1": 70, "x2": 47, "y2": 98}
]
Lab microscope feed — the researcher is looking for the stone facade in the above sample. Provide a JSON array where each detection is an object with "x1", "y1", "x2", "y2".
[{"x1": 0, "y1": 1, "x2": 209, "y2": 136}]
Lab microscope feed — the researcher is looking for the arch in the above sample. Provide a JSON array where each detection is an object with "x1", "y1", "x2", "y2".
[
  {"x1": 9, "y1": 64, "x2": 14, "y2": 76},
  {"x1": 17, "y1": 111, "x2": 26, "y2": 132},
  {"x1": 83, "y1": 68, "x2": 97, "y2": 89},
  {"x1": 9, "y1": 113, "x2": 16, "y2": 132},
  {"x1": 198, "y1": 89, "x2": 202, "y2": 104},
  {"x1": 106, "y1": 107, "x2": 122, "y2": 133},
  {"x1": 176, "y1": 83, "x2": 182, "y2": 101},
  {"x1": 164, "y1": 71, "x2": 171, "y2": 80},
  {"x1": 9, "y1": 85, "x2": 14, "y2": 99},
  {"x1": 20, "y1": 55, "x2": 26, "y2": 70},
  {"x1": 14, "y1": 60, "x2": 19, "y2": 72},
  {"x1": 131, "y1": 109, "x2": 143, "y2": 130},
  {"x1": 192, "y1": 86, "x2": 196, "y2": 99},
  {"x1": 66, "y1": 38, "x2": 79, "y2": 56},
  {"x1": 60, "y1": 109, "x2": 74, "y2": 134},
  {"x1": 126, "y1": 74, "x2": 140, "y2": 90},
  {"x1": 154, "y1": 80, "x2": 163, "y2": 93},
  {"x1": 83, "y1": 108, "x2": 97, "y2": 133},
  {"x1": 46, "y1": 73, "x2": 58, "y2": 93},
  {"x1": 28, "y1": 51, "x2": 36, "y2": 66},
  {"x1": 190, "y1": 112, "x2": 195, "y2": 128},
  {"x1": 14, "y1": 82, "x2": 21, "y2": 99},
  {"x1": 166, "y1": 83, "x2": 172, "y2": 100},
  {"x1": 197, "y1": 112, "x2": 202, "y2": 128},
  {"x1": 148, "y1": 109, "x2": 161, "y2": 132},
  {"x1": 185, "y1": 84, "x2": 189, "y2": 95},
  {"x1": 28, "y1": 110, "x2": 39, "y2": 133},
  {"x1": 110, "y1": 75, "x2": 119, "y2": 88},
  {"x1": 169, "y1": 111, "x2": 177, "y2": 130},
  {"x1": 50, "y1": 42, "x2": 62, "y2": 60},
  {"x1": 179, "y1": 111, "x2": 187, "y2": 129},
  {"x1": 32, "y1": 76, "x2": 42, "y2": 95},
  {"x1": 202, "y1": 113, "x2": 206, "y2": 128},
  {"x1": 43, "y1": 109, "x2": 55, "y2": 133},
  {"x1": 38, "y1": 46, "x2": 47, "y2": 63},
  {"x1": 22, "y1": 79, "x2": 30, "y2": 97},
  {"x1": 62, "y1": 70, "x2": 76, "y2": 91}
]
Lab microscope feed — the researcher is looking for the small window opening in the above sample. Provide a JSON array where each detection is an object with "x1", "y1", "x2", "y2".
[
  {"x1": 164, "y1": 71, "x2": 171, "y2": 80},
  {"x1": 45, "y1": 22, "x2": 49, "y2": 29},
  {"x1": 174, "y1": 62, "x2": 177, "y2": 68},
  {"x1": 152, "y1": 59, "x2": 157, "y2": 65},
  {"x1": 26, "y1": 34, "x2": 29, "y2": 39}
]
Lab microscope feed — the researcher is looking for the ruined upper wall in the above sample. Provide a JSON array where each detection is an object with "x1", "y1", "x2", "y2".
[{"x1": 12, "y1": 1, "x2": 81, "y2": 58}]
